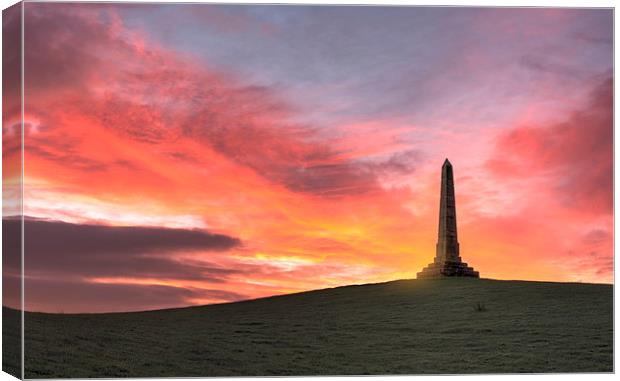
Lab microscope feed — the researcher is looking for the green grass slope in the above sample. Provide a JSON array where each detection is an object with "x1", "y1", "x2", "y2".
[{"x1": 11, "y1": 278, "x2": 613, "y2": 377}]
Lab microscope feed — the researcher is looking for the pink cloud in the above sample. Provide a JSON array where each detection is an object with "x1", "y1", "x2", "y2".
[{"x1": 486, "y1": 75, "x2": 612, "y2": 216}]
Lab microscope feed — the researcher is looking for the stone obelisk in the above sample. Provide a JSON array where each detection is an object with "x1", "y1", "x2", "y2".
[{"x1": 417, "y1": 159, "x2": 479, "y2": 278}]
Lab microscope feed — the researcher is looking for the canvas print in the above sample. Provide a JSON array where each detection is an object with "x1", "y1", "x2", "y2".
[{"x1": 1, "y1": 1, "x2": 613, "y2": 378}]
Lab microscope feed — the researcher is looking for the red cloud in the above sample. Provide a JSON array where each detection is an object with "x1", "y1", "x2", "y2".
[
  {"x1": 487, "y1": 75, "x2": 612, "y2": 216},
  {"x1": 16, "y1": 4, "x2": 427, "y2": 312},
  {"x1": 23, "y1": 3, "x2": 417, "y2": 199},
  {"x1": 478, "y1": 75, "x2": 613, "y2": 282}
]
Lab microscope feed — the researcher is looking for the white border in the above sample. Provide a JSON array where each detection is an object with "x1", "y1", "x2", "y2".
[{"x1": 0, "y1": 1, "x2": 616, "y2": 381}]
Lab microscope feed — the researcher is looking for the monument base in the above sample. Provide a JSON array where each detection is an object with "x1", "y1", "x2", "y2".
[{"x1": 416, "y1": 260, "x2": 480, "y2": 279}]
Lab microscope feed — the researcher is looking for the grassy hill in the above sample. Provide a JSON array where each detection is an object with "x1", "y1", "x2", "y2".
[{"x1": 4, "y1": 278, "x2": 613, "y2": 377}]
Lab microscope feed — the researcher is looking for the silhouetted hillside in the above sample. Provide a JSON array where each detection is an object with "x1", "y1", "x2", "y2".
[{"x1": 7, "y1": 278, "x2": 613, "y2": 377}]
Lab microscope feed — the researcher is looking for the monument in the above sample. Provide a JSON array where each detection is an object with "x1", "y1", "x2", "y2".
[{"x1": 417, "y1": 159, "x2": 480, "y2": 278}]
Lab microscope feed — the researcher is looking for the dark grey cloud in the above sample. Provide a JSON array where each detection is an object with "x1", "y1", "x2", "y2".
[
  {"x1": 236, "y1": 149, "x2": 423, "y2": 197},
  {"x1": 369, "y1": 149, "x2": 422, "y2": 176},
  {"x1": 22, "y1": 277, "x2": 245, "y2": 313},
  {"x1": 267, "y1": 162, "x2": 375, "y2": 197},
  {"x1": 27, "y1": 144, "x2": 109, "y2": 173},
  {"x1": 582, "y1": 229, "x2": 611, "y2": 246},
  {"x1": 3, "y1": 218, "x2": 242, "y2": 282},
  {"x1": 519, "y1": 54, "x2": 586, "y2": 79}
]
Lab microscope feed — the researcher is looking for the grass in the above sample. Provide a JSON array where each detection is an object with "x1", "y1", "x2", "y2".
[{"x1": 3, "y1": 278, "x2": 613, "y2": 378}]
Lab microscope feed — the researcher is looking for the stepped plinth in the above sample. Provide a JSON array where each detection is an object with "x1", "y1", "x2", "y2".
[
  {"x1": 417, "y1": 159, "x2": 480, "y2": 279},
  {"x1": 417, "y1": 261, "x2": 479, "y2": 278}
]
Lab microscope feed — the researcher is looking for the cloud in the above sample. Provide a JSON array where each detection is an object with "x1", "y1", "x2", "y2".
[
  {"x1": 23, "y1": 3, "x2": 424, "y2": 198},
  {"x1": 519, "y1": 54, "x2": 586, "y2": 79},
  {"x1": 2, "y1": 3, "x2": 21, "y2": 117},
  {"x1": 486, "y1": 75, "x2": 612, "y2": 215},
  {"x1": 573, "y1": 32, "x2": 612, "y2": 45},
  {"x1": 27, "y1": 144, "x2": 109, "y2": 173},
  {"x1": 15, "y1": 4, "x2": 613, "y2": 313},
  {"x1": 4, "y1": 217, "x2": 241, "y2": 282},
  {"x1": 21, "y1": 277, "x2": 245, "y2": 313},
  {"x1": 577, "y1": 228, "x2": 613, "y2": 278},
  {"x1": 581, "y1": 229, "x2": 611, "y2": 245},
  {"x1": 370, "y1": 149, "x2": 423, "y2": 176},
  {"x1": 476, "y1": 75, "x2": 613, "y2": 282}
]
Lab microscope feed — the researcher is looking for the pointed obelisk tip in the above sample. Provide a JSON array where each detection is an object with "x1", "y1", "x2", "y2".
[{"x1": 443, "y1": 158, "x2": 452, "y2": 167}]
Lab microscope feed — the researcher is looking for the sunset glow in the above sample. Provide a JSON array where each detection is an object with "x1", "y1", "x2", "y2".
[{"x1": 3, "y1": 4, "x2": 612, "y2": 312}]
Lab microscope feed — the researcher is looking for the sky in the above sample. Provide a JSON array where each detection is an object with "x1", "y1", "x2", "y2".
[{"x1": 2, "y1": 3, "x2": 613, "y2": 313}]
